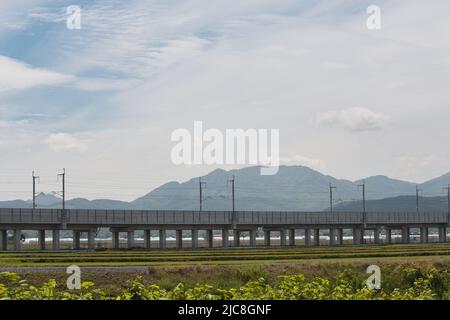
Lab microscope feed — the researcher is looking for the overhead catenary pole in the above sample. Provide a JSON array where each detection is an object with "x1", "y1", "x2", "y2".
[
  {"x1": 329, "y1": 183, "x2": 336, "y2": 213},
  {"x1": 358, "y1": 181, "x2": 366, "y2": 228},
  {"x1": 32, "y1": 171, "x2": 40, "y2": 209},
  {"x1": 228, "y1": 175, "x2": 236, "y2": 228},
  {"x1": 416, "y1": 185, "x2": 422, "y2": 213},
  {"x1": 228, "y1": 175, "x2": 235, "y2": 212},
  {"x1": 444, "y1": 185, "x2": 450, "y2": 225},
  {"x1": 57, "y1": 168, "x2": 66, "y2": 210},
  {"x1": 199, "y1": 177, "x2": 206, "y2": 211}
]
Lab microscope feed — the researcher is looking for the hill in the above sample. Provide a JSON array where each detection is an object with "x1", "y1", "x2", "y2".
[{"x1": 1, "y1": 166, "x2": 449, "y2": 211}]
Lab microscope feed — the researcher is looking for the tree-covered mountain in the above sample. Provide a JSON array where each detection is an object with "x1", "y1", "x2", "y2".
[
  {"x1": 1, "y1": 166, "x2": 449, "y2": 212},
  {"x1": 332, "y1": 195, "x2": 449, "y2": 212}
]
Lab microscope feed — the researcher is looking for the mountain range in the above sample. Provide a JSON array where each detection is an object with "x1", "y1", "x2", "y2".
[{"x1": 1, "y1": 166, "x2": 449, "y2": 212}]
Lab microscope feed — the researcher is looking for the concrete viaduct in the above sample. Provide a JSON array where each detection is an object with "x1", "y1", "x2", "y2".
[{"x1": 0, "y1": 208, "x2": 448, "y2": 251}]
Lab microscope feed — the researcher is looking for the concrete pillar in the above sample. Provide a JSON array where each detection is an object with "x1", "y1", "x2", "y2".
[
  {"x1": 144, "y1": 230, "x2": 151, "y2": 249},
  {"x1": 374, "y1": 228, "x2": 381, "y2": 244},
  {"x1": 159, "y1": 229, "x2": 166, "y2": 249},
  {"x1": 353, "y1": 227, "x2": 363, "y2": 245},
  {"x1": 337, "y1": 228, "x2": 344, "y2": 245},
  {"x1": 304, "y1": 229, "x2": 311, "y2": 246},
  {"x1": 38, "y1": 230, "x2": 46, "y2": 250},
  {"x1": 438, "y1": 226, "x2": 446, "y2": 243},
  {"x1": 233, "y1": 230, "x2": 241, "y2": 247},
  {"x1": 402, "y1": 227, "x2": 409, "y2": 244},
  {"x1": 175, "y1": 230, "x2": 183, "y2": 249},
  {"x1": 264, "y1": 230, "x2": 271, "y2": 246},
  {"x1": 329, "y1": 228, "x2": 337, "y2": 245},
  {"x1": 207, "y1": 230, "x2": 213, "y2": 248},
  {"x1": 88, "y1": 229, "x2": 96, "y2": 250},
  {"x1": 191, "y1": 230, "x2": 198, "y2": 249},
  {"x1": 280, "y1": 229, "x2": 287, "y2": 246},
  {"x1": 72, "y1": 231, "x2": 80, "y2": 250},
  {"x1": 127, "y1": 230, "x2": 135, "y2": 249},
  {"x1": 0, "y1": 230, "x2": 7, "y2": 251},
  {"x1": 420, "y1": 227, "x2": 428, "y2": 243},
  {"x1": 52, "y1": 229, "x2": 60, "y2": 250},
  {"x1": 314, "y1": 229, "x2": 320, "y2": 246},
  {"x1": 222, "y1": 229, "x2": 229, "y2": 248},
  {"x1": 386, "y1": 228, "x2": 392, "y2": 244},
  {"x1": 249, "y1": 229, "x2": 257, "y2": 247},
  {"x1": 112, "y1": 231, "x2": 120, "y2": 249},
  {"x1": 288, "y1": 229, "x2": 295, "y2": 246},
  {"x1": 13, "y1": 229, "x2": 21, "y2": 251}
]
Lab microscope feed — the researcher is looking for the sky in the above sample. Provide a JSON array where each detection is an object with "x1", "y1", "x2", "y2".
[{"x1": 1, "y1": 0, "x2": 450, "y2": 201}]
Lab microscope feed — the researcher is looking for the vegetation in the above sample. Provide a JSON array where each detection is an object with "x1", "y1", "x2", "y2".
[
  {"x1": 0, "y1": 244, "x2": 449, "y2": 267},
  {"x1": 0, "y1": 266, "x2": 447, "y2": 300},
  {"x1": 1, "y1": 244, "x2": 448, "y2": 300}
]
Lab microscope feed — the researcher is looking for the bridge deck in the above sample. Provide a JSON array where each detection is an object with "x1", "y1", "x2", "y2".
[{"x1": 0, "y1": 208, "x2": 448, "y2": 228}]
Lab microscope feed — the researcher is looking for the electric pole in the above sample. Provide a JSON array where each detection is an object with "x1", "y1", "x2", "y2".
[
  {"x1": 444, "y1": 185, "x2": 450, "y2": 224},
  {"x1": 228, "y1": 175, "x2": 235, "y2": 212},
  {"x1": 57, "y1": 168, "x2": 66, "y2": 210},
  {"x1": 32, "y1": 171, "x2": 40, "y2": 209},
  {"x1": 416, "y1": 185, "x2": 422, "y2": 213},
  {"x1": 329, "y1": 183, "x2": 336, "y2": 213},
  {"x1": 199, "y1": 177, "x2": 206, "y2": 211},
  {"x1": 358, "y1": 181, "x2": 366, "y2": 227}
]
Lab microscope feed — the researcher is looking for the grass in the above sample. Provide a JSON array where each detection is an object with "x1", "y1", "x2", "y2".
[
  {"x1": 1, "y1": 243, "x2": 449, "y2": 296},
  {"x1": 0, "y1": 243, "x2": 449, "y2": 267},
  {"x1": 2, "y1": 259, "x2": 449, "y2": 296}
]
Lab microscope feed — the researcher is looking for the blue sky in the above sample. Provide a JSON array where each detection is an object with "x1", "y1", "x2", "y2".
[{"x1": 1, "y1": 0, "x2": 450, "y2": 201}]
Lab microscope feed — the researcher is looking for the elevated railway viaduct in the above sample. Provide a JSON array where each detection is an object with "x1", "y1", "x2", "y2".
[{"x1": 0, "y1": 208, "x2": 448, "y2": 250}]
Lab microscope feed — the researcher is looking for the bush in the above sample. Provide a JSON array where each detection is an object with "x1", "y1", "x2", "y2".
[{"x1": 0, "y1": 269, "x2": 445, "y2": 300}]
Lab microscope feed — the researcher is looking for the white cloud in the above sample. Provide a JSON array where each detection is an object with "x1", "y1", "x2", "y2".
[
  {"x1": 315, "y1": 108, "x2": 390, "y2": 132},
  {"x1": 0, "y1": 55, "x2": 134, "y2": 93},
  {"x1": 394, "y1": 155, "x2": 450, "y2": 182},
  {"x1": 45, "y1": 133, "x2": 88, "y2": 154},
  {"x1": 0, "y1": 55, "x2": 73, "y2": 92},
  {"x1": 280, "y1": 155, "x2": 326, "y2": 171},
  {"x1": 321, "y1": 61, "x2": 348, "y2": 70},
  {"x1": 0, "y1": 119, "x2": 30, "y2": 128},
  {"x1": 0, "y1": 1, "x2": 50, "y2": 31},
  {"x1": 73, "y1": 77, "x2": 139, "y2": 92},
  {"x1": 2, "y1": 0, "x2": 450, "y2": 200}
]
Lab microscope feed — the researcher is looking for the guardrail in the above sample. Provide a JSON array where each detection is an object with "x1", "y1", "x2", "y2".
[{"x1": 0, "y1": 208, "x2": 447, "y2": 227}]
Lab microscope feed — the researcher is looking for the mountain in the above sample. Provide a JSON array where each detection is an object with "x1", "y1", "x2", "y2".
[
  {"x1": 34, "y1": 193, "x2": 61, "y2": 206},
  {"x1": 354, "y1": 176, "x2": 416, "y2": 197},
  {"x1": 332, "y1": 195, "x2": 449, "y2": 212},
  {"x1": 131, "y1": 166, "x2": 357, "y2": 211},
  {"x1": 0, "y1": 200, "x2": 30, "y2": 208},
  {"x1": 64, "y1": 198, "x2": 131, "y2": 210},
  {"x1": 0, "y1": 166, "x2": 449, "y2": 211},
  {"x1": 419, "y1": 173, "x2": 450, "y2": 194}
]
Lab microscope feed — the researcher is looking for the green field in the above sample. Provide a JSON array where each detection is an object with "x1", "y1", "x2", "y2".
[
  {"x1": 1, "y1": 244, "x2": 449, "y2": 299},
  {"x1": 0, "y1": 244, "x2": 449, "y2": 267}
]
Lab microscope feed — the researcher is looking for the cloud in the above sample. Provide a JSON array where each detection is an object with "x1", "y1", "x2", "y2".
[
  {"x1": 0, "y1": 119, "x2": 30, "y2": 128},
  {"x1": 321, "y1": 61, "x2": 348, "y2": 70},
  {"x1": 394, "y1": 155, "x2": 450, "y2": 182},
  {"x1": 280, "y1": 155, "x2": 326, "y2": 170},
  {"x1": 0, "y1": 55, "x2": 134, "y2": 93},
  {"x1": 0, "y1": 55, "x2": 73, "y2": 92},
  {"x1": 315, "y1": 108, "x2": 390, "y2": 132},
  {"x1": 45, "y1": 133, "x2": 88, "y2": 154},
  {"x1": 2, "y1": 0, "x2": 450, "y2": 200},
  {"x1": 72, "y1": 77, "x2": 139, "y2": 92}
]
